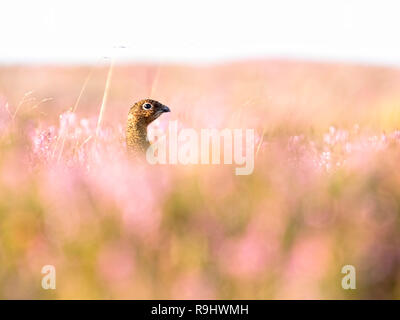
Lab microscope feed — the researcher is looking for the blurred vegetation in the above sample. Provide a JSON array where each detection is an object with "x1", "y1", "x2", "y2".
[{"x1": 0, "y1": 61, "x2": 399, "y2": 299}]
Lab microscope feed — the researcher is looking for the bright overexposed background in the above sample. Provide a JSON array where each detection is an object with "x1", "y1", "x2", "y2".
[{"x1": 0, "y1": 0, "x2": 399, "y2": 65}]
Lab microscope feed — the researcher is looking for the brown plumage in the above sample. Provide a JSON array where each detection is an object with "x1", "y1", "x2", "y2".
[{"x1": 126, "y1": 99, "x2": 170, "y2": 153}]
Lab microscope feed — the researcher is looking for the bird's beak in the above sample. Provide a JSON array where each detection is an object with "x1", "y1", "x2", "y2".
[{"x1": 162, "y1": 105, "x2": 170, "y2": 113}]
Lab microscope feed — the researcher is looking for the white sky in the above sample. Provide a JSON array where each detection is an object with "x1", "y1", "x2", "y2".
[{"x1": 0, "y1": 0, "x2": 400, "y2": 65}]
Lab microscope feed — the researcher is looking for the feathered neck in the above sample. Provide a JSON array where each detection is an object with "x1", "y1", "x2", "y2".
[{"x1": 126, "y1": 114, "x2": 150, "y2": 153}]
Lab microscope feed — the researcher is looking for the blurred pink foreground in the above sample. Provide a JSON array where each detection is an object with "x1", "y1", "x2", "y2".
[{"x1": 0, "y1": 60, "x2": 400, "y2": 299}]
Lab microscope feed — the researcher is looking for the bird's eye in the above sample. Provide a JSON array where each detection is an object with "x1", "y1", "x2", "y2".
[{"x1": 142, "y1": 103, "x2": 153, "y2": 110}]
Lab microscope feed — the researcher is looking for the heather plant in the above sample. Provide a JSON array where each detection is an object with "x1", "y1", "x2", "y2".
[{"x1": 0, "y1": 62, "x2": 400, "y2": 299}]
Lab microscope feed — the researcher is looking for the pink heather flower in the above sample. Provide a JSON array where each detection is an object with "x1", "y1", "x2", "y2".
[
  {"x1": 97, "y1": 244, "x2": 136, "y2": 283},
  {"x1": 217, "y1": 230, "x2": 276, "y2": 280},
  {"x1": 172, "y1": 272, "x2": 216, "y2": 300},
  {"x1": 284, "y1": 236, "x2": 332, "y2": 280},
  {"x1": 277, "y1": 236, "x2": 332, "y2": 299},
  {"x1": 87, "y1": 161, "x2": 167, "y2": 241},
  {"x1": 31, "y1": 127, "x2": 57, "y2": 162},
  {"x1": 59, "y1": 111, "x2": 77, "y2": 131}
]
